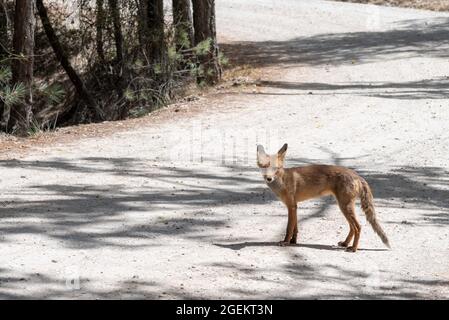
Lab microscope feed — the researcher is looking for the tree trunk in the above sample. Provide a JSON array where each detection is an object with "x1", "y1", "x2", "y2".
[
  {"x1": 108, "y1": 0, "x2": 123, "y2": 64},
  {"x1": 172, "y1": 0, "x2": 193, "y2": 50},
  {"x1": 36, "y1": 0, "x2": 104, "y2": 120},
  {"x1": 0, "y1": 0, "x2": 7, "y2": 131},
  {"x1": 0, "y1": 0, "x2": 9, "y2": 58},
  {"x1": 136, "y1": 0, "x2": 147, "y2": 55},
  {"x1": 192, "y1": 0, "x2": 221, "y2": 84},
  {"x1": 108, "y1": 0, "x2": 127, "y2": 118},
  {"x1": 146, "y1": 0, "x2": 164, "y2": 65},
  {"x1": 95, "y1": 0, "x2": 105, "y2": 63},
  {"x1": 10, "y1": 0, "x2": 34, "y2": 132}
]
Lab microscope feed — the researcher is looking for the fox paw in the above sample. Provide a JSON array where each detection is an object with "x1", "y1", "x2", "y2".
[
  {"x1": 278, "y1": 241, "x2": 291, "y2": 247},
  {"x1": 345, "y1": 246, "x2": 357, "y2": 252},
  {"x1": 338, "y1": 241, "x2": 349, "y2": 247},
  {"x1": 290, "y1": 238, "x2": 297, "y2": 244}
]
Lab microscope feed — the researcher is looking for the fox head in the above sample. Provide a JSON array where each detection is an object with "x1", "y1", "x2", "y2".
[{"x1": 257, "y1": 143, "x2": 288, "y2": 184}]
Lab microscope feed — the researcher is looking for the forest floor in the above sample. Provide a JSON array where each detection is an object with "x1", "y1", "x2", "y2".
[{"x1": 0, "y1": 0, "x2": 448, "y2": 299}]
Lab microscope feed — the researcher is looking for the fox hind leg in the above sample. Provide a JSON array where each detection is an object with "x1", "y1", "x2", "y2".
[
  {"x1": 346, "y1": 212, "x2": 361, "y2": 252},
  {"x1": 337, "y1": 198, "x2": 360, "y2": 252},
  {"x1": 338, "y1": 220, "x2": 354, "y2": 248}
]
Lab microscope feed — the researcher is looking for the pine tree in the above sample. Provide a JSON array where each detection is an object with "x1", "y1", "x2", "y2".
[
  {"x1": 192, "y1": 0, "x2": 221, "y2": 84},
  {"x1": 10, "y1": 0, "x2": 35, "y2": 132}
]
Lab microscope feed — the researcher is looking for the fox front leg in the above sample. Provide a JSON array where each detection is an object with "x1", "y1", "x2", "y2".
[
  {"x1": 279, "y1": 205, "x2": 298, "y2": 246},
  {"x1": 290, "y1": 223, "x2": 298, "y2": 244}
]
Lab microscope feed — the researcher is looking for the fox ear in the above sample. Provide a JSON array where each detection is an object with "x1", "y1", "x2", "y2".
[
  {"x1": 277, "y1": 143, "x2": 288, "y2": 157},
  {"x1": 257, "y1": 145, "x2": 269, "y2": 168}
]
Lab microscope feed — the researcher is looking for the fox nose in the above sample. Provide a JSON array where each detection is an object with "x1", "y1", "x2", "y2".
[{"x1": 266, "y1": 177, "x2": 273, "y2": 183}]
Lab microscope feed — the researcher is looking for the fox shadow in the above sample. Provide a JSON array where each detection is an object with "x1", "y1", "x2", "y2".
[{"x1": 214, "y1": 241, "x2": 388, "y2": 252}]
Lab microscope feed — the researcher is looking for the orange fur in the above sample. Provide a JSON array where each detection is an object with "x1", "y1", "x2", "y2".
[{"x1": 257, "y1": 144, "x2": 390, "y2": 252}]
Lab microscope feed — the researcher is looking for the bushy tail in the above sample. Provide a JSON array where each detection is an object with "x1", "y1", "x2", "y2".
[{"x1": 359, "y1": 178, "x2": 391, "y2": 248}]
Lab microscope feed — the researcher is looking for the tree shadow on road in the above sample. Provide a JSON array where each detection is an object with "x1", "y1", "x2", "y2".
[
  {"x1": 0, "y1": 267, "x2": 198, "y2": 299},
  {"x1": 221, "y1": 17, "x2": 449, "y2": 68},
  {"x1": 204, "y1": 259, "x2": 449, "y2": 299},
  {"x1": 359, "y1": 166, "x2": 449, "y2": 224},
  {"x1": 0, "y1": 153, "x2": 448, "y2": 298},
  {"x1": 0, "y1": 157, "x2": 270, "y2": 249},
  {"x1": 221, "y1": 17, "x2": 449, "y2": 100},
  {"x1": 0, "y1": 152, "x2": 448, "y2": 250},
  {"x1": 251, "y1": 78, "x2": 449, "y2": 100}
]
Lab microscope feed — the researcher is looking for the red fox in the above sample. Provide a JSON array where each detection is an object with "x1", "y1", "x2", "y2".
[{"x1": 257, "y1": 143, "x2": 390, "y2": 252}]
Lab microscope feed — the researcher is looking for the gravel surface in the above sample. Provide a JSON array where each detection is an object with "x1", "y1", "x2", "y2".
[
  {"x1": 0, "y1": 0, "x2": 448, "y2": 299},
  {"x1": 335, "y1": 0, "x2": 449, "y2": 12}
]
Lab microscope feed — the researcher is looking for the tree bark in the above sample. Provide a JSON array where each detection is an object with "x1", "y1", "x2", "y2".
[
  {"x1": 36, "y1": 0, "x2": 104, "y2": 120},
  {"x1": 0, "y1": 0, "x2": 7, "y2": 131},
  {"x1": 136, "y1": 0, "x2": 147, "y2": 54},
  {"x1": 108, "y1": 0, "x2": 123, "y2": 64},
  {"x1": 146, "y1": 0, "x2": 165, "y2": 65},
  {"x1": 172, "y1": 0, "x2": 193, "y2": 50},
  {"x1": 108, "y1": 0, "x2": 127, "y2": 117},
  {"x1": 192, "y1": 0, "x2": 221, "y2": 84},
  {"x1": 95, "y1": 0, "x2": 105, "y2": 63},
  {"x1": 10, "y1": 0, "x2": 34, "y2": 132},
  {"x1": 0, "y1": 0, "x2": 9, "y2": 58}
]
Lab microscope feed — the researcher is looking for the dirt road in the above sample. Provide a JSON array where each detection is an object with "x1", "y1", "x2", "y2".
[{"x1": 0, "y1": 0, "x2": 448, "y2": 299}]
